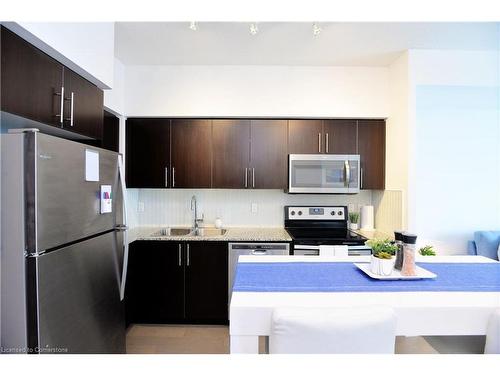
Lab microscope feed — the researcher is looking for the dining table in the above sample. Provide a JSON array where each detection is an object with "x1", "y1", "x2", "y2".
[{"x1": 229, "y1": 255, "x2": 500, "y2": 354}]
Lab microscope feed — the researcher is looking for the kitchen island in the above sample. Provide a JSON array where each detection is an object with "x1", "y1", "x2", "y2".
[{"x1": 229, "y1": 255, "x2": 500, "y2": 354}]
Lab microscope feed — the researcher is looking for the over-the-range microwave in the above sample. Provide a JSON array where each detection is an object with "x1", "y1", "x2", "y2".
[{"x1": 288, "y1": 154, "x2": 360, "y2": 194}]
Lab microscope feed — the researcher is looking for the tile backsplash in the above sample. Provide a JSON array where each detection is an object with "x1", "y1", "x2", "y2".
[{"x1": 126, "y1": 189, "x2": 374, "y2": 228}]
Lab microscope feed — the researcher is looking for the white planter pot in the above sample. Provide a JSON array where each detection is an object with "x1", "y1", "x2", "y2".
[
  {"x1": 370, "y1": 255, "x2": 395, "y2": 276},
  {"x1": 349, "y1": 223, "x2": 359, "y2": 230}
]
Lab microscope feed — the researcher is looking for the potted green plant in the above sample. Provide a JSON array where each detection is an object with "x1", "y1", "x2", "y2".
[
  {"x1": 366, "y1": 238, "x2": 398, "y2": 276},
  {"x1": 419, "y1": 245, "x2": 436, "y2": 256},
  {"x1": 348, "y1": 212, "x2": 360, "y2": 230}
]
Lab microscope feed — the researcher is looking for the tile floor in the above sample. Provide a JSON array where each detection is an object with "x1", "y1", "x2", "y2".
[{"x1": 126, "y1": 324, "x2": 486, "y2": 354}]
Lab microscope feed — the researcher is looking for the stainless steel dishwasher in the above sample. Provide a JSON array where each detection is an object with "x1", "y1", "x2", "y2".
[{"x1": 228, "y1": 242, "x2": 290, "y2": 300}]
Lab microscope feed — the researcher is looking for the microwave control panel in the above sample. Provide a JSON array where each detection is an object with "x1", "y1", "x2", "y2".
[{"x1": 286, "y1": 206, "x2": 346, "y2": 220}]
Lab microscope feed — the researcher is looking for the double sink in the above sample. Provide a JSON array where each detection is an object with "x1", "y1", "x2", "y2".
[{"x1": 150, "y1": 227, "x2": 228, "y2": 238}]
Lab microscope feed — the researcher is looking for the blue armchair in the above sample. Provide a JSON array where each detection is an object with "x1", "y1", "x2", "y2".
[{"x1": 467, "y1": 231, "x2": 500, "y2": 260}]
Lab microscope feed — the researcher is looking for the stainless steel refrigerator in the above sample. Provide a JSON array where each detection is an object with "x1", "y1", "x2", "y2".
[{"x1": 1, "y1": 130, "x2": 129, "y2": 354}]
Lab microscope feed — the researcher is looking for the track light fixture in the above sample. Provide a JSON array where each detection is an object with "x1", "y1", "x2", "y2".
[
  {"x1": 189, "y1": 21, "x2": 198, "y2": 31},
  {"x1": 249, "y1": 23, "x2": 259, "y2": 35},
  {"x1": 312, "y1": 22, "x2": 321, "y2": 36}
]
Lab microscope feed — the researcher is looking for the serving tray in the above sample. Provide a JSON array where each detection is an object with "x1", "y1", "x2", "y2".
[{"x1": 355, "y1": 263, "x2": 437, "y2": 280}]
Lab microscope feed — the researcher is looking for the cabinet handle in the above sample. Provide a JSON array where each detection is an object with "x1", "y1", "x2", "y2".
[
  {"x1": 326, "y1": 133, "x2": 329, "y2": 153},
  {"x1": 69, "y1": 92, "x2": 74, "y2": 127},
  {"x1": 252, "y1": 168, "x2": 255, "y2": 188},
  {"x1": 64, "y1": 92, "x2": 74, "y2": 125},
  {"x1": 178, "y1": 244, "x2": 182, "y2": 266},
  {"x1": 165, "y1": 167, "x2": 168, "y2": 187},
  {"x1": 360, "y1": 166, "x2": 364, "y2": 190},
  {"x1": 186, "y1": 244, "x2": 190, "y2": 266},
  {"x1": 55, "y1": 86, "x2": 64, "y2": 126},
  {"x1": 318, "y1": 133, "x2": 322, "y2": 153},
  {"x1": 244, "y1": 167, "x2": 248, "y2": 188},
  {"x1": 172, "y1": 167, "x2": 175, "y2": 187}
]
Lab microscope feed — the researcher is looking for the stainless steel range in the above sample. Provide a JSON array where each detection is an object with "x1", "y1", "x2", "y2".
[{"x1": 284, "y1": 205, "x2": 372, "y2": 256}]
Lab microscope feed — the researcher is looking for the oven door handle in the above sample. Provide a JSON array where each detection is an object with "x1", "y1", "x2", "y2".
[
  {"x1": 293, "y1": 245, "x2": 320, "y2": 250},
  {"x1": 251, "y1": 249, "x2": 268, "y2": 255}
]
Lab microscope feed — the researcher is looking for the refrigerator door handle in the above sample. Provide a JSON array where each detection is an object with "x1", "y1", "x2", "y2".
[{"x1": 117, "y1": 154, "x2": 129, "y2": 301}]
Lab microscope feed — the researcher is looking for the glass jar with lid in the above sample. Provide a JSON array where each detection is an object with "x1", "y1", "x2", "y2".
[{"x1": 401, "y1": 233, "x2": 418, "y2": 276}]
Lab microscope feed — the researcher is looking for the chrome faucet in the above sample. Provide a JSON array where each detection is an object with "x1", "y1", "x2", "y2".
[{"x1": 190, "y1": 195, "x2": 204, "y2": 235}]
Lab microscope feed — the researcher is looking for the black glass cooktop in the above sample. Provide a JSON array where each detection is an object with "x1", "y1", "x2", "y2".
[{"x1": 285, "y1": 227, "x2": 367, "y2": 245}]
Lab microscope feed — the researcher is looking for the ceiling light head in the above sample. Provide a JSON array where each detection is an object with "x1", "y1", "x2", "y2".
[
  {"x1": 249, "y1": 23, "x2": 259, "y2": 36},
  {"x1": 312, "y1": 22, "x2": 322, "y2": 36},
  {"x1": 189, "y1": 21, "x2": 198, "y2": 31}
]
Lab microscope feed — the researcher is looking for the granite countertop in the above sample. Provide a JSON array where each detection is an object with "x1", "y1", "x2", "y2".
[
  {"x1": 351, "y1": 228, "x2": 393, "y2": 241},
  {"x1": 129, "y1": 226, "x2": 293, "y2": 243}
]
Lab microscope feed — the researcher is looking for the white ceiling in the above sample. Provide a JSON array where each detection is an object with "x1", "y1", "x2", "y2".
[{"x1": 115, "y1": 22, "x2": 499, "y2": 66}]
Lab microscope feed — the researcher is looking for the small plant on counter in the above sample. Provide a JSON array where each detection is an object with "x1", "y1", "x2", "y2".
[
  {"x1": 375, "y1": 251, "x2": 393, "y2": 259},
  {"x1": 348, "y1": 212, "x2": 360, "y2": 224},
  {"x1": 419, "y1": 245, "x2": 436, "y2": 256},
  {"x1": 367, "y1": 239, "x2": 397, "y2": 276},
  {"x1": 348, "y1": 212, "x2": 360, "y2": 230},
  {"x1": 366, "y1": 238, "x2": 398, "y2": 258}
]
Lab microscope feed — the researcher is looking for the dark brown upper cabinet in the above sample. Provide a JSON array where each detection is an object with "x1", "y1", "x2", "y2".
[
  {"x1": 126, "y1": 118, "x2": 171, "y2": 188},
  {"x1": 250, "y1": 120, "x2": 288, "y2": 189},
  {"x1": 1, "y1": 26, "x2": 104, "y2": 140},
  {"x1": 212, "y1": 119, "x2": 251, "y2": 188},
  {"x1": 288, "y1": 119, "x2": 358, "y2": 155},
  {"x1": 124, "y1": 117, "x2": 385, "y2": 191},
  {"x1": 288, "y1": 119, "x2": 324, "y2": 154},
  {"x1": 102, "y1": 110, "x2": 120, "y2": 152},
  {"x1": 323, "y1": 119, "x2": 358, "y2": 154},
  {"x1": 62, "y1": 68, "x2": 103, "y2": 139},
  {"x1": 171, "y1": 119, "x2": 213, "y2": 188},
  {"x1": 1, "y1": 26, "x2": 64, "y2": 127},
  {"x1": 358, "y1": 119, "x2": 386, "y2": 190}
]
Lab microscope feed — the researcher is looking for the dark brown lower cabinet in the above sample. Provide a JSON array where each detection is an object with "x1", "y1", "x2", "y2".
[
  {"x1": 125, "y1": 240, "x2": 228, "y2": 326},
  {"x1": 184, "y1": 242, "x2": 229, "y2": 321},
  {"x1": 125, "y1": 241, "x2": 184, "y2": 325}
]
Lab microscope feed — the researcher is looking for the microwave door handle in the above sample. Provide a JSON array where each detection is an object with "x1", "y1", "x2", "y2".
[{"x1": 344, "y1": 160, "x2": 350, "y2": 187}]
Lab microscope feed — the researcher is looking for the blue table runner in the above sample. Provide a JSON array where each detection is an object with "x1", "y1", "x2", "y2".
[{"x1": 232, "y1": 262, "x2": 500, "y2": 292}]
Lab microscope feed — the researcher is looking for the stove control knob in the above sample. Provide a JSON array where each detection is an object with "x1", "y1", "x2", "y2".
[
  {"x1": 338, "y1": 211, "x2": 343, "y2": 216},
  {"x1": 298, "y1": 211, "x2": 303, "y2": 216},
  {"x1": 330, "y1": 211, "x2": 335, "y2": 215},
  {"x1": 290, "y1": 210, "x2": 295, "y2": 216}
]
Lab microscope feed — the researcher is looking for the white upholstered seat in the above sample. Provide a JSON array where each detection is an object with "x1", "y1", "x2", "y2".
[
  {"x1": 485, "y1": 309, "x2": 500, "y2": 354},
  {"x1": 269, "y1": 306, "x2": 397, "y2": 354}
]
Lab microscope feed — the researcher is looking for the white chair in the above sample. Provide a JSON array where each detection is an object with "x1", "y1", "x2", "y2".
[
  {"x1": 485, "y1": 309, "x2": 500, "y2": 354},
  {"x1": 269, "y1": 306, "x2": 397, "y2": 354}
]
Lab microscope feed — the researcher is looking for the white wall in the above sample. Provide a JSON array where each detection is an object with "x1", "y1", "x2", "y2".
[
  {"x1": 375, "y1": 52, "x2": 411, "y2": 232},
  {"x1": 5, "y1": 22, "x2": 115, "y2": 88},
  {"x1": 124, "y1": 65, "x2": 389, "y2": 117},
  {"x1": 104, "y1": 58, "x2": 126, "y2": 115},
  {"x1": 408, "y1": 49, "x2": 500, "y2": 254},
  {"x1": 130, "y1": 189, "x2": 373, "y2": 228}
]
